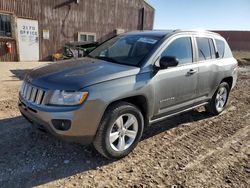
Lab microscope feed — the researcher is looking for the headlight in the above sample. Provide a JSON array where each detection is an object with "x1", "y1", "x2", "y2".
[{"x1": 49, "y1": 90, "x2": 88, "y2": 106}]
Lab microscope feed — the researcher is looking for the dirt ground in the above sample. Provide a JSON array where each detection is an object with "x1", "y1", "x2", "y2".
[{"x1": 0, "y1": 61, "x2": 249, "y2": 188}]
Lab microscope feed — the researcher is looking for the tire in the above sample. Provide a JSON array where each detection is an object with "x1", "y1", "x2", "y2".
[
  {"x1": 205, "y1": 82, "x2": 230, "y2": 115},
  {"x1": 93, "y1": 102, "x2": 144, "y2": 159}
]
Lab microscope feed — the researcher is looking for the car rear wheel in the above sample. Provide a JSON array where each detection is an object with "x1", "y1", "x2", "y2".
[
  {"x1": 206, "y1": 82, "x2": 230, "y2": 115},
  {"x1": 93, "y1": 102, "x2": 144, "y2": 159}
]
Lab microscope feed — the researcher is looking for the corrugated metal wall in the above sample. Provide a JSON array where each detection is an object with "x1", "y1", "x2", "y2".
[
  {"x1": 0, "y1": 0, "x2": 154, "y2": 61},
  {"x1": 214, "y1": 31, "x2": 250, "y2": 51}
]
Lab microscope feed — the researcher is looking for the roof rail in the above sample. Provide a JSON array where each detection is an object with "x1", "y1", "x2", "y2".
[{"x1": 172, "y1": 29, "x2": 221, "y2": 36}]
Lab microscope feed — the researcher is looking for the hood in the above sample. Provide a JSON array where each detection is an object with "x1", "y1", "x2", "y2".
[{"x1": 26, "y1": 58, "x2": 140, "y2": 90}]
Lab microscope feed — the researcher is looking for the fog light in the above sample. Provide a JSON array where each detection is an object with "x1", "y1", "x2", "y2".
[{"x1": 52, "y1": 119, "x2": 71, "y2": 131}]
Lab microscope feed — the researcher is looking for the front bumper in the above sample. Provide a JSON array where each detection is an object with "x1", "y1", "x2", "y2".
[{"x1": 18, "y1": 95, "x2": 105, "y2": 144}]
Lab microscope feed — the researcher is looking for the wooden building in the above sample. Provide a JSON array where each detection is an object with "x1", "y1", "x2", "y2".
[{"x1": 0, "y1": 0, "x2": 154, "y2": 61}]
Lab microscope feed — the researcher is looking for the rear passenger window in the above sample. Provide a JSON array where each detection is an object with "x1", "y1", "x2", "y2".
[
  {"x1": 215, "y1": 39, "x2": 225, "y2": 58},
  {"x1": 196, "y1": 37, "x2": 214, "y2": 61},
  {"x1": 161, "y1": 37, "x2": 193, "y2": 65}
]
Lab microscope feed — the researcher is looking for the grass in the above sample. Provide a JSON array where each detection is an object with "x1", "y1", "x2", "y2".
[{"x1": 233, "y1": 51, "x2": 250, "y2": 66}]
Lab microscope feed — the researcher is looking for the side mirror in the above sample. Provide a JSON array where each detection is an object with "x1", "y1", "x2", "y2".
[{"x1": 159, "y1": 56, "x2": 179, "y2": 69}]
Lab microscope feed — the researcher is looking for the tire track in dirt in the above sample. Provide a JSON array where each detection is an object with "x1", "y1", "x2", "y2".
[
  {"x1": 179, "y1": 124, "x2": 250, "y2": 187},
  {"x1": 185, "y1": 120, "x2": 250, "y2": 170}
]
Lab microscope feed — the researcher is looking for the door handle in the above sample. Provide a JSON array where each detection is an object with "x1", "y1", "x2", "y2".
[{"x1": 187, "y1": 69, "x2": 197, "y2": 75}]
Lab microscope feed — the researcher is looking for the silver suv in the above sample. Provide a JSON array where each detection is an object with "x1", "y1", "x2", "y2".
[{"x1": 19, "y1": 30, "x2": 238, "y2": 159}]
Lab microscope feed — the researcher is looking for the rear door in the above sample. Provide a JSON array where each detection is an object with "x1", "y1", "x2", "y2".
[
  {"x1": 195, "y1": 37, "x2": 218, "y2": 103},
  {"x1": 153, "y1": 36, "x2": 199, "y2": 118}
]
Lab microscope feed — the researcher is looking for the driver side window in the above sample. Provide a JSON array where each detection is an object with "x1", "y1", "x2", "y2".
[{"x1": 161, "y1": 37, "x2": 193, "y2": 65}]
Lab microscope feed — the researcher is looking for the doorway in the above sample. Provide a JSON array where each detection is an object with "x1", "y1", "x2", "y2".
[{"x1": 17, "y1": 18, "x2": 39, "y2": 61}]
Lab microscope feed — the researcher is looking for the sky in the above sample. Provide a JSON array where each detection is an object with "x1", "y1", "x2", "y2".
[{"x1": 146, "y1": 0, "x2": 250, "y2": 31}]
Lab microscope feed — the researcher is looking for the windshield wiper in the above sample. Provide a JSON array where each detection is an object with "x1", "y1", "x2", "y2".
[{"x1": 95, "y1": 56, "x2": 119, "y2": 64}]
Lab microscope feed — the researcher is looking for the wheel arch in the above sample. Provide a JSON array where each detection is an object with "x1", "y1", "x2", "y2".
[
  {"x1": 104, "y1": 95, "x2": 149, "y2": 126},
  {"x1": 221, "y1": 76, "x2": 233, "y2": 90}
]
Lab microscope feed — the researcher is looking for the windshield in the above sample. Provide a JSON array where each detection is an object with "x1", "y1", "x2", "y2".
[{"x1": 88, "y1": 35, "x2": 162, "y2": 66}]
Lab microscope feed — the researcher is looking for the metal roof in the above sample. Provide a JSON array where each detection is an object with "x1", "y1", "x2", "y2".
[{"x1": 143, "y1": 0, "x2": 155, "y2": 10}]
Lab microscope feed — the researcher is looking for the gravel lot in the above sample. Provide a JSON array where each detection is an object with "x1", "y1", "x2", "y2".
[{"x1": 0, "y1": 61, "x2": 249, "y2": 188}]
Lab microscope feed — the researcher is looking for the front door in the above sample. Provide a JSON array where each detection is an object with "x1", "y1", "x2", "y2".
[
  {"x1": 153, "y1": 36, "x2": 198, "y2": 118},
  {"x1": 17, "y1": 18, "x2": 39, "y2": 61}
]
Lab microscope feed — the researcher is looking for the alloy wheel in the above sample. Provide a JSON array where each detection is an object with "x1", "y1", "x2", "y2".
[
  {"x1": 109, "y1": 114, "x2": 138, "y2": 152},
  {"x1": 215, "y1": 86, "x2": 228, "y2": 112}
]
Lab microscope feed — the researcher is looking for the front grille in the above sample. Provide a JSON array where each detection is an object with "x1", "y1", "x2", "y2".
[{"x1": 20, "y1": 82, "x2": 46, "y2": 105}]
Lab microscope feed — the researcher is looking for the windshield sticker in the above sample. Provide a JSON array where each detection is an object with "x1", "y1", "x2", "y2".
[{"x1": 138, "y1": 38, "x2": 157, "y2": 44}]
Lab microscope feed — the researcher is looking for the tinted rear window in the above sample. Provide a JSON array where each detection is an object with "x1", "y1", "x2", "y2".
[{"x1": 215, "y1": 39, "x2": 225, "y2": 58}]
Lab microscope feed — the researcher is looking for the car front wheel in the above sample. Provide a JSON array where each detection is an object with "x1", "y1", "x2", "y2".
[{"x1": 93, "y1": 102, "x2": 144, "y2": 159}]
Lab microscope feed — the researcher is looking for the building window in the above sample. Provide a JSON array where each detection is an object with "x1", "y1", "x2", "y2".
[
  {"x1": 0, "y1": 14, "x2": 12, "y2": 37},
  {"x1": 87, "y1": 35, "x2": 95, "y2": 42},
  {"x1": 78, "y1": 32, "x2": 96, "y2": 42}
]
